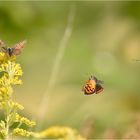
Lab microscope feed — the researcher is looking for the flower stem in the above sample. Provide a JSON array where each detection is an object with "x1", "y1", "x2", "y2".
[
  {"x1": 4, "y1": 100, "x2": 11, "y2": 140},
  {"x1": 5, "y1": 113, "x2": 10, "y2": 140}
]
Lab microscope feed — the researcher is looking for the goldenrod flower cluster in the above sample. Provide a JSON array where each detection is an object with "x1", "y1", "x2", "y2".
[
  {"x1": 11, "y1": 101, "x2": 24, "y2": 110},
  {"x1": 13, "y1": 128, "x2": 33, "y2": 137},
  {"x1": 15, "y1": 113, "x2": 36, "y2": 127},
  {"x1": 0, "y1": 61, "x2": 22, "y2": 85},
  {"x1": 33, "y1": 126, "x2": 86, "y2": 140},
  {"x1": 0, "y1": 52, "x2": 35, "y2": 139}
]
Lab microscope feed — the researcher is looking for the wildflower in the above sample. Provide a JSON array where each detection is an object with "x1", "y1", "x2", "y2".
[
  {"x1": 0, "y1": 52, "x2": 16, "y2": 64},
  {"x1": 33, "y1": 126, "x2": 86, "y2": 140},
  {"x1": 0, "y1": 120, "x2": 6, "y2": 138},
  {"x1": 34, "y1": 126, "x2": 75, "y2": 138},
  {"x1": 15, "y1": 113, "x2": 36, "y2": 127},
  {"x1": 0, "y1": 62, "x2": 22, "y2": 92},
  {"x1": 0, "y1": 40, "x2": 36, "y2": 139},
  {"x1": 11, "y1": 102, "x2": 24, "y2": 110},
  {"x1": 0, "y1": 53, "x2": 7, "y2": 64},
  {"x1": 13, "y1": 128, "x2": 33, "y2": 137},
  {"x1": 0, "y1": 87, "x2": 13, "y2": 102},
  {"x1": 0, "y1": 61, "x2": 23, "y2": 79}
]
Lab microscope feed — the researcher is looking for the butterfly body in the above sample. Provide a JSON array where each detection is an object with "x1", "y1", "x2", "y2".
[
  {"x1": 7, "y1": 48, "x2": 13, "y2": 57},
  {"x1": 82, "y1": 76, "x2": 104, "y2": 95},
  {"x1": 0, "y1": 40, "x2": 26, "y2": 57}
]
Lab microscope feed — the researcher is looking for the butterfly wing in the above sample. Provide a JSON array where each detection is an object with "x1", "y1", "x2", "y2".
[
  {"x1": 1, "y1": 47, "x2": 8, "y2": 53},
  {"x1": 0, "y1": 40, "x2": 5, "y2": 47},
  {"x1": 83, "y1": 79, "x2": 96, "y2": 95},
  {"x1": 12, "y1": 40, "x2": 27, "y2": 55},
  {"x1": 0, "y1": 40, "x2": 6, "y2": 53},
  {"x1": 83, "y1": 86, "x2": 96, "y2": 95},
  {"x1": 93, "y1": 76, "x2": 104, "y2": 84},
  {"x1": 95, "y1": 83, "x2": 104, "y2": 94}
]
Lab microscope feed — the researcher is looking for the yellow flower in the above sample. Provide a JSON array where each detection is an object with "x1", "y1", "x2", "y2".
[
  {"x1": 0, "y1": 61, "x2": 23, "y2": 86},
  {"x1": 11, "y1": 102, "x2": 24, "y2": 110},
  {"x1": 15, "y1": 113, "x2": 36, "y2": 127},
  {"x1": 0, "y1": 41, "x2": 37, "y2": 139},
  {"x1": 0, "y1": 86, "x2": 13, "y2": 100},
  {"x1": 10, "y1": 76, "x2": 22, "y2": 85},
  {"x1": 0, "y1": 87, "x2": 8, "y2": 95},
  {"x1": 0, "y1": 53, "x2": 7, "y2": 64},
  {"x1": 0, "y1": 61, "x2": 23, "y2": 77},
  {"x1": 13, "y1": 128, "x2": 33, "y2": 137},
  {"x1": 0, "y1": 52, "x2": 16, "y2": 64},
  {"x1": 33, "y1": 126, "x2": 86, "y2": 140}
]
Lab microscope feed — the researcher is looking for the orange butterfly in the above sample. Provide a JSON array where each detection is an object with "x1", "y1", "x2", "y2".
[
  {"x1": 0, "y1": 40, "x2": 27, "y2": 57},
  {"x1": 82, "y1": 76, "x2": 104, "y2": 95}
]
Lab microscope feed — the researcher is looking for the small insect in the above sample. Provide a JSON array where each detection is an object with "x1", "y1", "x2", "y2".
[
  {"x1": 82, "y1": 76, "x2": 104, "y2": 95},
  {"x1": 0, "y1": 40, "x2": 27, "y2": 57}
]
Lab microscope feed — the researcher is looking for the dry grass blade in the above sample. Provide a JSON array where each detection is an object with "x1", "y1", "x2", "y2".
[{"x1": 36, "y1": 4, "x2": 76, "y2": 130}]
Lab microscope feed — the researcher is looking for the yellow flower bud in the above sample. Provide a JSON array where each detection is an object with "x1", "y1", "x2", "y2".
[
  {"x1": 15, "y1": 113, "x2": 36, "y2": 127},
  {"x1": 13, "y1": 128, "x2": 33, "y2": 137}
]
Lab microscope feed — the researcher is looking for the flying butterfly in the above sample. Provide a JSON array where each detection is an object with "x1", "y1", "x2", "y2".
[
  {"x1": 0, "y1": 40, "x2": 27, "y2": 57},
  {"x1": 82, "y1": 76, "x2": 104, "y2": 95}
]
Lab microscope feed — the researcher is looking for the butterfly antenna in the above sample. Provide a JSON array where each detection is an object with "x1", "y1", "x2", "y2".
[
  {"x1": 93, "y1": 76, "x2": 98, "y2": 82},
  {"x1": 89, "y1": 75, "x2": 94, "y2": 80}
]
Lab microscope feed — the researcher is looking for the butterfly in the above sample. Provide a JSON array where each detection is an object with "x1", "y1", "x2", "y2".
[
  {"x1": 82, "y1": 76, "x2": 104, "y2": 95},
  {"x1": 0, "y1": 40, "x2": 27, "y2": 57}
]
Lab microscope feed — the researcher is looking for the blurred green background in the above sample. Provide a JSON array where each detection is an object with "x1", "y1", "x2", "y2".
[{"x1": 0, "y1": 1, "x2": 140, "y2": 138}]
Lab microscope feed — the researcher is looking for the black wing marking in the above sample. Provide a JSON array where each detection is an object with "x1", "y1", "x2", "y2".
[
  {"x1": 93, "y1": 76, "x2": 103, "y2": 84},
  {"x1": 95, "y1": 83, "x2": 104, "y2": 94}
]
